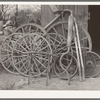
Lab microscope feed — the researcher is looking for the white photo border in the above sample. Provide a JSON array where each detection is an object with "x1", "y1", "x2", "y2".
[{"x1": 0, "y1": 1, "x2": 100, "y2": 98}]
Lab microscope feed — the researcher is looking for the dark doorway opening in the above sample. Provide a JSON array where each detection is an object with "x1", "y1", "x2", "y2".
[{"x1": 89, "y1": 5, "x2": 100, "y2": 53}]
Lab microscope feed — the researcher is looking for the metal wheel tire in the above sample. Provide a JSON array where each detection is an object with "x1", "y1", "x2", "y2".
[
  {"x1": 12, "y1": 33, "x2": 52, "y2": 77},
  {"x1": 54, "y1": 52, "x2": 78, "y2": 80},
  {"x1": 83, "y1": 51, "x2": 100, "y2": 78}
]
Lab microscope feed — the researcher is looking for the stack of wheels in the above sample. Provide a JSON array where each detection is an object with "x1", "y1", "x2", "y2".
[
  {"x1": 46, "y1": 21, "x2": 92, "y2": 80},
  {"x1": 1, "y1": 22, "x2": 99, "y2": 81},
  {"x1": 0, "y1": 23, "x2": 53, "y2": 77}
]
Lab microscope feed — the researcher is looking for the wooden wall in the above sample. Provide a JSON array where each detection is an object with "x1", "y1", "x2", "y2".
[
  {"x1": 41, "y1": 5, "x2": 88, "y2": 30},
  {"x1": 41, "y1": 5, "x2": 55, "y2": 27}
]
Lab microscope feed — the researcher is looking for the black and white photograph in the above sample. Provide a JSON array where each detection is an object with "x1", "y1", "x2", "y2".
[{"x1": 0, "y1": 2, "x2": 100, "y2": 94}]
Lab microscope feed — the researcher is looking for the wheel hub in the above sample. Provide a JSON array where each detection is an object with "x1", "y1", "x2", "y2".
[{"x1": 86, "y1": 60, "x2": 94, "y2": 67}]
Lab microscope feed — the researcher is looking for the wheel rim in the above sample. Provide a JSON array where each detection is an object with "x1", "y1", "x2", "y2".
[
  {"x1": 47, "y1": 33, "x2": 68, "y2": 77},
  {"x1": 0, "y1": 33, "x2": 24, "y2": 74},
  {"x1": 0, "y1": 23, "x2": 48, "y2": 75},
  {"x1": 12, "y1": 33, "x2": 52, "y2": 77},
  {"x1": 47, "y1": 21, "x2": 68, "y2": 77},
  {"x1": 46, "y1": 21, "x2": 92, "y2": 77},
  {"x1": 56, "y1": 53, "x2": 78, "y2": 79},
  {"x1": 14, "y1": 23, "x2": 47, "y2": 35},
  {"x1": 83, "y1": 51, "x2": 100, "y2": 78},
  {"x1": 71, "y1": 25, "x2": 92, "y2": 53},
  {"x1": 47, "y1": 21, "x2": 92, "y2": 52}
]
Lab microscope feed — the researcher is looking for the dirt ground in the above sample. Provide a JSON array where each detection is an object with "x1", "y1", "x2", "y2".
[{"x1": 1, "y1": 67, "x2": 100, "y2": 90}]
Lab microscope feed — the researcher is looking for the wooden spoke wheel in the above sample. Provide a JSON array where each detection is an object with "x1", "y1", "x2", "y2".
[
  {"x1": 47, "y1": 21, "x2": 68, "y2": 53},
  {"x1": 0, "y1": 33, "x2": 24, "y2": 74},
  {"x1": 46, "y1": 21, "x2": 92, "y2": 77},
  {"x1": 14, "y1": 23, "x2": 47, "y2": 36},
  {"x1": 71, "y1": 25, "x2": 92, "y2": 54},
  {"x1": 47, "y1": 21, "x2": 92, "y2": 52},
  {"x1": 83, "y1": 51, "x2": 100, "y2": 78},
  {"x1": 45, "y1": 33, "x2": 68, "y2": 77},
  {"x1": 12, "y1": 33, "x2": 52, "y2": 77},
  {"x1": 0, "y1": 23, "x2": 48, "y2": 75},
  {"x1": 46, "y1": 21, "x2": 68, "y2": 76},
  {"x1": 56, "y1": 52, "x2": 78, "y2": 80}
]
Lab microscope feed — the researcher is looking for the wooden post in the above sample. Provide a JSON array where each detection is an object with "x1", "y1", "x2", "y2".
[
  {"x1": 15, "y1": 5, "x2": 18, "y2": 27},
  {"x1": 0, "y1": 21, "x2": 3, "y2": 35},
  {"x1": 67, "y1": 13, "x2": 74, "y2": 50},
  {"x1": 73, "y1": 26, "x2": 82, "y2": 81},
  {"x1": 74, "y1": 18, "x2": 85, "y2": 81}
]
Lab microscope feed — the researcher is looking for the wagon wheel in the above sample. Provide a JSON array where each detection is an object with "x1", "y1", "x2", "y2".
[
  {"x1": 46, "y1": 21, "x2": 92, "y2": 77},
  {"x1": 46, "y1": 33, "x2": 68, "y2": 77},
  {"x1": 12, "y1": 33, "x2": 52, "y2": 77},
  {"x1": 46, "y1": 21, "x2": 68, "y2": 76},
  {"x1": 83, "y1": 51, "x2": 100, "y2": 78},
  {"x1": 14, "y1": 23, "x2": 47, "y2": 36},
  {"x1": 0, "y1": 33, "x2": 24, "y2": 74}
]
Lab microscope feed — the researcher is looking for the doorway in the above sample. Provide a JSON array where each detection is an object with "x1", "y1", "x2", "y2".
[{"x1": 89, "y1": 5, "x2": 100, "y2": 53}]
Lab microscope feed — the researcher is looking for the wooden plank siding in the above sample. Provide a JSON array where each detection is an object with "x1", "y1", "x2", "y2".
[
  {"x1": 41, "y1": 5, "x2": 55, "y2": 27},
  {"x1": 41, "y1": 5, "x2": 88, "y2": 30}
]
